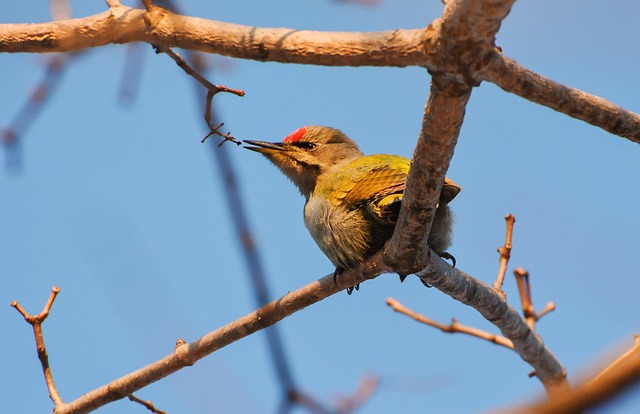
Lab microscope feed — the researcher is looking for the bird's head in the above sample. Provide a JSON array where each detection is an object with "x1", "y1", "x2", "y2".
[{"x1": 244, "y1": 125, "x2": 364, "y2": 197}]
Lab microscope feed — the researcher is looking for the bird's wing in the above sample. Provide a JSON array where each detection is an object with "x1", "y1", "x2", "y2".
[
  {"x1": 327, "y1": 155, "x2": 460, "y2": 225},
  {"x1": 328, "y1": 156, "x2": 409, "y2": 225}
]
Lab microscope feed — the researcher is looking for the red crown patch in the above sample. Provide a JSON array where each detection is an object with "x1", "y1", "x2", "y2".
[{"x1": 283, "y1": 126, "x2": 308, "y2": 143}]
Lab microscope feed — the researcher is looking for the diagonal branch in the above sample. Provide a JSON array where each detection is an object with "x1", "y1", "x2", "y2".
[
  {"x1": 384, "y1": 77, "x2": 470, "y2": 275},
  {"x1": 51, "y1": 260, "x2": 386, "y2": 414},
  {"x1": 415, "y1": 255, "x2": 568, "y2": 396},
  {"x1": 480, "y1": 52, "x2": 640, "y2": 144}
]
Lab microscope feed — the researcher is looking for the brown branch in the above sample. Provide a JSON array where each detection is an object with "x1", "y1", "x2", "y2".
[
  {"x1": 152, "y1": 45, "x2": 244, "y2": 146},
  {"x1": 514, "y1": 267, "x2": 555, "y2": 330},
  {"x1": 127, "y1": 394, "x2": 166, "y2": 414},
  {"x1": 2, "y1": 3, "x2": 639, "y2": 147},
  {"x1": 415, "y1": 256, "x2": 568, "y2": 396},
  {"x1": 11, "y1": 287, "x2": 65, "y2": 408},
  {"x1": 386, "y1": 298, "x2": 514, "y2": 349},
  {"x1": 384, "y1": 78, "x2": 471, "y2": 275},
  {"x1": 384, "y1": 0, "x2": 515, "y2": 274},
  {"x1": 51, "y1": 258, "x2": 387, "y2": 414},
  {"x1": 493, "y1": 214, "x2": 515, "y2": 294},
  {"x1": 0, "y1": 7, "x2": 432, "y2": 67},
  {"x1": 480, "y1": 52, "x2": 640, "y2": 144},
  {"x1": 497, "y1": 336, "x2": 640, "y2": 414}
]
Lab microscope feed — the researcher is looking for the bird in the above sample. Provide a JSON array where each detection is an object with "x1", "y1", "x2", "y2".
[{"x1": 244, "y1": 125, "x2": 460, "y2": 293}]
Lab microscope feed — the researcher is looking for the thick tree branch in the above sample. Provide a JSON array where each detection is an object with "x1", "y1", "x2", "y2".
[
  {"x1": 480, "y1": 52, "x2": 640, "y2": 144},
  {"x1": 0, "y1": 6, "x2": 432, "y2": 67},
  {"x1": 384, "y1": 77, "x2": 470, "y2": 275},
  {"x1": 2, "y1": 3, "x2": 638, "y2": 145}
]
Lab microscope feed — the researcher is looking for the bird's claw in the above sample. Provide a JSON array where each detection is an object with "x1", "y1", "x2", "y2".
[
  {"x1": 439, "y1": 251, "x2": 456, "y2": 268},
  {"x1": 333, "y1": 267, "x2": 360, "y2": 295},
  {"x1": 346, "y1": 284, "x2": 360, "y2": 295}
]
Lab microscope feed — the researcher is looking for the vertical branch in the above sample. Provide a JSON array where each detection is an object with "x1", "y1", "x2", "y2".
[
  {"x1": 493, "y1": 214, "x2": 515, "y2": 293},
  {"x1": 514, "y1": 268, "x2": 556, "y2": 331}
]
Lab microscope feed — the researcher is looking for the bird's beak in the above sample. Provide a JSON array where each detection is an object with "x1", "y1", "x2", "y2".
[{"x1": 243, "y1": 140, "x2": 288, "y2": 154}]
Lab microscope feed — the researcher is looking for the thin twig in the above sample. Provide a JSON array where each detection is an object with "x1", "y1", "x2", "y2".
[
  {"x1": 11, "y1": 287, "x2": 65, "y2": 407},
  {"x1": 514, "y1": 268, "x2": 555, "y2": 330},
  {"x1": 386, "y1": 298, "x2": 514, "y2": 350},
  {"x1": 127, "y1": 394, "x2": 166, "y2": 414},
  {"x1": 152, "y1": 45, "x2": 244, "y2": 146},
  {"x1": 514, "y1": 268, "x2": 535, "y2": 329},
  {"x1": 493, "y1": 214, "x2": 515, "y2": 294}
]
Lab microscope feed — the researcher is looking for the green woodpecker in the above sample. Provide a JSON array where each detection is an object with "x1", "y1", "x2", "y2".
[{"x1": 244, "y1": 126, "x2": 460, "y2": 292}]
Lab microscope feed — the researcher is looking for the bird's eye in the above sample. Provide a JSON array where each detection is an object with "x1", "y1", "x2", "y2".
[{"x1": 295, "y1": 142, "x2": 318, "y2": 151}]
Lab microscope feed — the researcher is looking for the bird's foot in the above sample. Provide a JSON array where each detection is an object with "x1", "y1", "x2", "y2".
[
  {"x1": 333, "y1": 267, "x2": 359, "y2": 295},
  {"x1": 439, "y1": 251, "x2": 456, "y2": 268}
]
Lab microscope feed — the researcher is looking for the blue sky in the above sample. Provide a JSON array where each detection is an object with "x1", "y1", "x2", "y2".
[{"x1": 2, "y1": 1, "x2": 639, "y2": 413}]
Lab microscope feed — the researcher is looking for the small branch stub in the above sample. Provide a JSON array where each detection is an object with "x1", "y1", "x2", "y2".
[
  {"x1": 493, "y1": 213, "x2": 515, "y2": 294},
  {"x1": 514, "y1": 267, "x2": 555, "y2": 330}
]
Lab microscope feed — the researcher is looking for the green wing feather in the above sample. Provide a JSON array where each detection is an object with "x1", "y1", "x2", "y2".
[
  {"x1": 319, "y1": 154, "x2": 461, "y2": 226},
  {"x1": 320, "y1": 155, "x2": 410, "y2": 225}
]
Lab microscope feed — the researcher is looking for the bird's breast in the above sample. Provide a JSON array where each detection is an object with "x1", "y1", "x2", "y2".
[{"x1": 304, "y1": 194, "x2": 373, "y2": 269}]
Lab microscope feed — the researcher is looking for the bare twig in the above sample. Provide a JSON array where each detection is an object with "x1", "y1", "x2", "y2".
[
  {"x1": 152, "y1": 45, "x2": 244, "y2": 146},
  {"x1": 514, "y1": 268, "x2": 555, "y2": 330},
  {"x1": 127, "y1": 394, "x2": 166, "y2": 414},
  {"x1": 493, "y1": 214, "x2": 515, "y2": 294},
  {"x1": 386, "y1": 297, "x2": 514, "y2": 350},
  {"x1": 11, "y1": 287, "x2": 65, "y2": 407}
]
